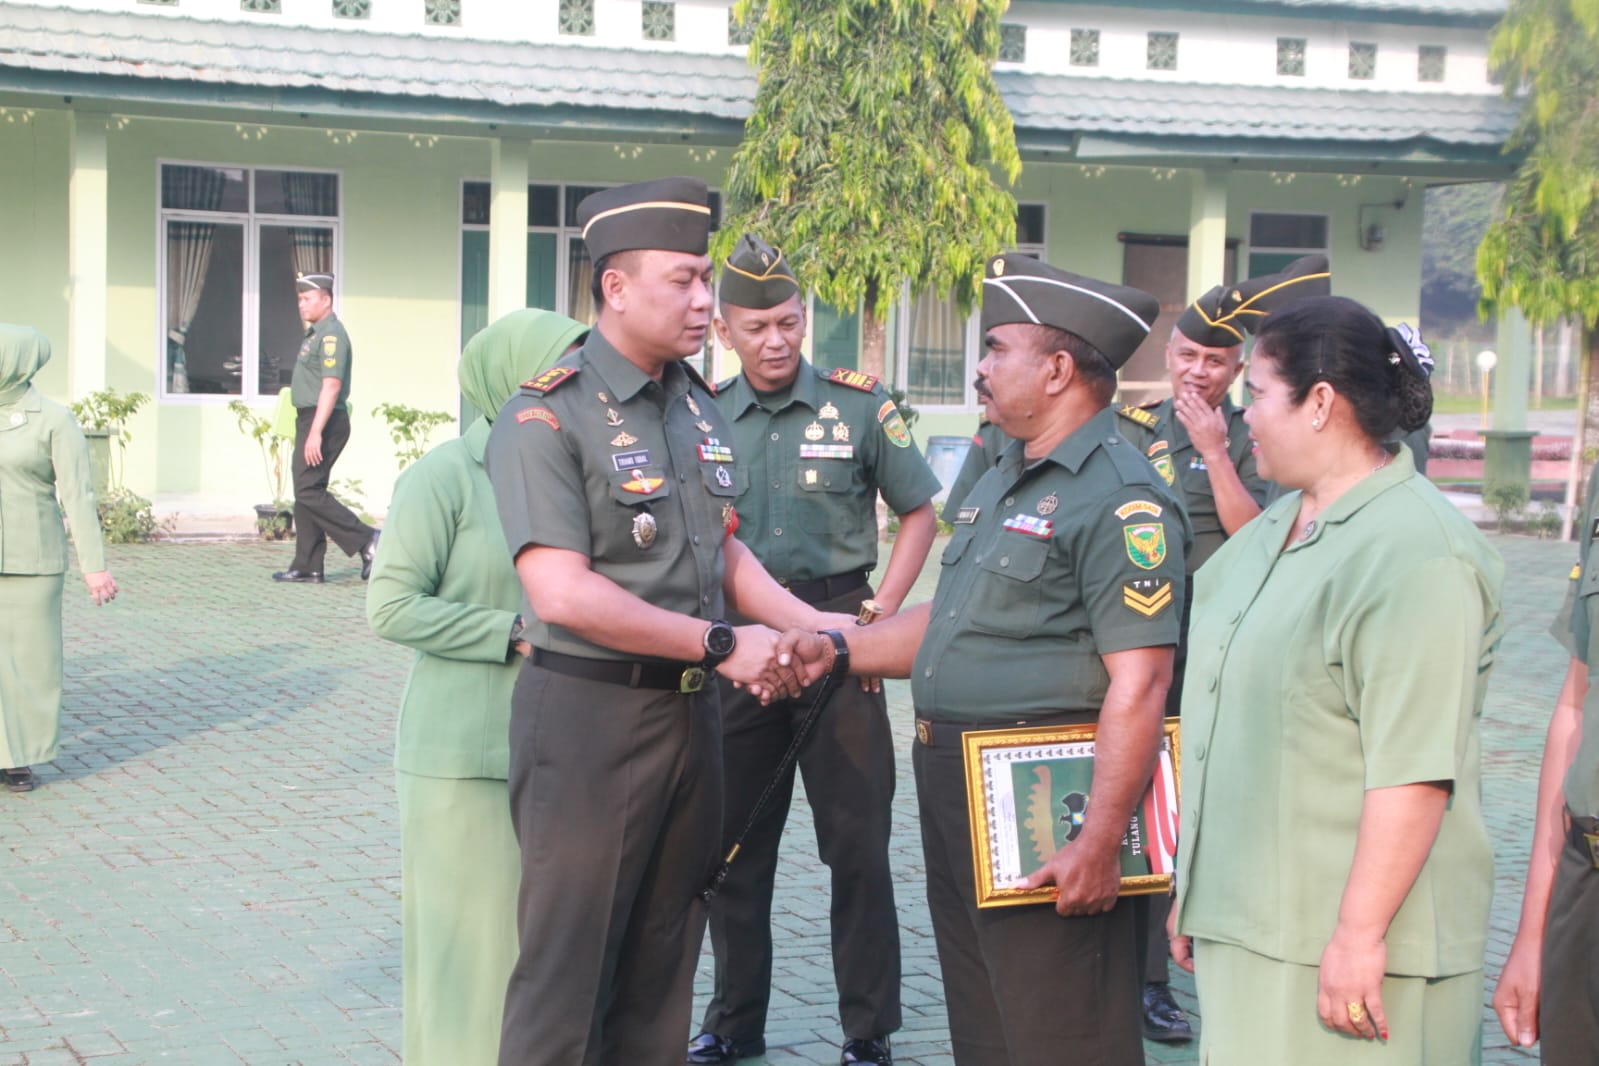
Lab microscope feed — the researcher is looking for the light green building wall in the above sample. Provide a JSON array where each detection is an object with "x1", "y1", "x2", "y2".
[{"x1": 0, "y1": 112, "x2": 71, "y2": 400}]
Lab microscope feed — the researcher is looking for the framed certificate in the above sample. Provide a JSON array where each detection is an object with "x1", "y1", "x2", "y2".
[{"x1": 962, "y1": 718, "x2": 1181, "y2": 909}]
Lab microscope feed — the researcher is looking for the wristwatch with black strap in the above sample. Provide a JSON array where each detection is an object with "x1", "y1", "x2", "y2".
[{"x1": 680, "y1": 619, "x2": 736, "y2": 693}]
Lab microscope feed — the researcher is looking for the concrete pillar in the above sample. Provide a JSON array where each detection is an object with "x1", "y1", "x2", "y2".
[
  {"x1": 487, "y1": 137, "x2": 529, "y2": 323},
  {"x1": 1187, "y1": 168, "x2": 1229, "y2": 298},
  {"x1": 1492, "y1": 307, "x2": 1533, "y2": 431},
  {"x1": 67, "y1": 110, "x2": 108, "y2": 399}
]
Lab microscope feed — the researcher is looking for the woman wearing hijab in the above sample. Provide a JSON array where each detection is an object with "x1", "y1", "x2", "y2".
[
  {"x1": 1168, "y1": 296, "x2": 1502, "y2": 1064},
  {"x1": 0, "y1": 324, "x2": 118, "y2": 794},
  {"x1": 366, "y1": 309, "x2": 587, "y2": 1065}
]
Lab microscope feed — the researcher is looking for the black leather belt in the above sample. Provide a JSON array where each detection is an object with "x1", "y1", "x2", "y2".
[
  {"x1": 782, "y1": 570, "x2": 869, "y2": 606},
  {"x1": 914, "y1": 713, "x2": 1093, "y2": 748},
  {"x1": 532, "y1": 647, "x2": 709, "y2": 693}
]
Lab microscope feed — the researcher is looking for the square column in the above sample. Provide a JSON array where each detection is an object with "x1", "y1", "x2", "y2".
[
  {"x1": 487, "y1": 137, "x2": 530, "y2": 323},
  {"x1": 68, "y1": 110, "x2": 108, "y2": 398},
  {"x1": 1187, "y1": 168, "x2": 1229, "y2": 299}
]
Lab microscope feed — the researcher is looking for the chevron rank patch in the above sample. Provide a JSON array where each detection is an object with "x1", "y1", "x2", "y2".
[
  {"x1": 1123, "y1": 577, "x2": 1173, "y2": 618},
  {"x1": 829, "y1": 367, "x2": 880, "y2": 392},
  {"x1": 523, "y1": 366, "x2": 579, "y2": 394}
]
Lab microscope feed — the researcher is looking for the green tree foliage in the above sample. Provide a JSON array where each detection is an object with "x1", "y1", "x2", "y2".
[
  {"x1": 1422, "y1": 182, "x2": 1500, "y2": 340},
  {"x1": 720, "y1": 0, "x2": 1021, "y2": 377},
  {"x1": 1477, "y1": 0, "x2": 1599, "y2": 478}
]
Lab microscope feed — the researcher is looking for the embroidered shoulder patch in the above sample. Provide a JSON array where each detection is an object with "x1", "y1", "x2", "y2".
[
  {"x1": 516, "y1": 407, "x2": 560, "y2": 430},
  {"x1": 1117, "y1": 404, "x2": 1159, "y2": 429},
  {"x1": 322, "y1": 335, "x2": 338, "y2": 357},
  {"x1": 829, "y1": 368, "x2": 880, "y2": 393},
  {"x1": 1123, "y1": 577, "x2": 1173, "y2": 618},
  {"x1": 877, "y1": 399, "x2": 912, "y2": 448},
  {"x1": 522, "y1": 366, "x2": 579, "y2": 394}
]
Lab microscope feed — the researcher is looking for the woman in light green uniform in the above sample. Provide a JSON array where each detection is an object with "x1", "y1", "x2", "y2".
[
  {"x1": 365, "y1": 309, "x2": 587, "y2": 1065},
  {"x1": 0, "y1": 324, "x2": 117, "y2": 794},
  {"x1": 1170, "y1": 296, "x2": 1502, "y2": 1064}
]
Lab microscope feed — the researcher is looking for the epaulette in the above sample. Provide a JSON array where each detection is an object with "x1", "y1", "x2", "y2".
[
  {"x1": 521, "y1": 365, "x2": 579, "y2": 394},
  {"x1": 828, "y1": 367, "x2": 880, "y2": 393},
  {"x1": 1117, "y1": 404, "x2": 1159, "y2": 429}
]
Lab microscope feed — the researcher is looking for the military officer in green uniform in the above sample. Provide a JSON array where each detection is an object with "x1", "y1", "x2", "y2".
[
  {"x1": 1495, "y1": 461, "x2": 1599, "y2": 1061},
  {"x1": 1112, "y1": 254, "x2": 1328, "y2": 1041},
  {"x1": 273, "y1": 272, "x2": 380, "y2": 583},
  {"x1": 484, "y1": 179, "x2": 832, "y2": 1066},
  {"x1": 772, "y1": 255, "x2": 1188, "y2": 1065},
  {"x1": 687, "y1": 236, "x2": 941, "y2": 1066}
]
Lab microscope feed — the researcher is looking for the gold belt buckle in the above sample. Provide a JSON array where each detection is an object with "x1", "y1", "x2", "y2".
[
  {"x1": 679, "y1": 666, "x2": 707, "y2": 694},
  {"x1": 1584, "y1": 831, "x2": 1599, "y2": 869}
]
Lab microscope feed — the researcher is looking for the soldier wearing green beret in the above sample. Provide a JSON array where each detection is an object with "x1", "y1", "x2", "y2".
[
  {"x1": 273, "y1": 272, "x2": 380, "y2": 584},
  {"x1": 484, "y1": 179, "x2": 831, "y2": 1066},
  {"x1": 1114, "y1": 254, "x2": 1327, "y2": 1042},
  {"x1": 772, "y1": 255, "x2": 1189, "y2": 1065},
  {"x1": 687, "y1": 236, "x2": 941, "y2": 1066}
]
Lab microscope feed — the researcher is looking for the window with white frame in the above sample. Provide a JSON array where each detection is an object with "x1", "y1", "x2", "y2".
[
  {"x1": 896, "y1": 203, "x2": 1046, "y2": 410},
  {"x1": 1246, "y1": 211, "x2": 1328, "y2": 278},
  {"x1": 159, "y1": 162, "x2": 340, "y2": 399}
]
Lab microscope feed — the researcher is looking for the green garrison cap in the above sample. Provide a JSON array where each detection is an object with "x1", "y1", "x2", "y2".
[
  {"x1": 980, "y1": 253, "x2": 1160, "y2": 369},
  {"x1": 295, "y1": 273, "x2": 334, "y2": 293},
  {"x1": 1175, "y1": 254, "x2": 1331, "y2": 348},
  {"x1": 576, "y1": 177, "x2": 711, "y2": 261},
  {"x1": 719, "y1": 234, "x2": 800, "y2": 310}
]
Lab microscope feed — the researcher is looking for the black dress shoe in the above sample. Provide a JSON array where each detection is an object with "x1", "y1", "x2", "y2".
[
  {"x1": 3, "y1": 767, "x2": 35, "y2": 793},
  {"x1": 272, "y1": 569, "x2": 325, "y2": 584},
  {"x1": 685, "y1": 1031, "x2": 765, "y2": 1064},
  {"x1": 361, "y1": 530, "x2": 381, "y2": 581},
  {"x1": 841, "y1": 1036, "x2": 892, "y2": 1064},
  {"x1": 1141, "y1": 981, "x2": 1194, "y2": 1043}
]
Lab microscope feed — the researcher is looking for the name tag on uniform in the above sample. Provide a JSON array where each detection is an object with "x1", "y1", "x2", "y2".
[
  {"x1": 800, "y1": 443, "x2": 854, "y2": 460},
  {"x1": 612, "y1": 449, "x2": 651, "y2": 471},
  {"x1": 1002, "y1": 514, "x2": 1053, "y2": 538},
  {"x1": 953, "y1": 506, "x2": 980, "y2": 525}
]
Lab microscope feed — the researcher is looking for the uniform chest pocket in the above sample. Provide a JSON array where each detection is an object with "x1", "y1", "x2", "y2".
[
  {"x1": 607, "y1": 467, "x2": 673, "y2": 507},
  {"x1": 796, "y1": 459, "x2": 864, "y2": 534},
  {"x1": 965, "y1": 534, "x2": 1053, "y2": 639},
  {"x1": 698, "y1": 462, "x2": 740, "y2": 498},
  {"x1": 941, "y1": 527, "x2": 974, "y2": 568}
]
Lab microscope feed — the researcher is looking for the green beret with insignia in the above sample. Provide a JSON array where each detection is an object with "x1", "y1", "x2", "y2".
[
  {"x1": 1175, "y1": 254, "x2": 1330, "y2": 348},
  {"x1": 980, "y1": 253, "x2": 1159, "y2": 369},
  {"x1": 296, "y1": 272, "x2": 334, "y2": 294},
  {"x1": 719, "y1": 234, "x2": 800, "y2": 310},
  {"x1": 576, "y1": 177, "x2": 711, "y2": 261}
]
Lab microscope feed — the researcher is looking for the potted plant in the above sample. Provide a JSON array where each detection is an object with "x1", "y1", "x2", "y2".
[
  {"x1": 228, "y1": 398, "x2": 295, "y2": 540},
  {"x1": 372, "y1": 401, "x2": 455, "y2": 470}
]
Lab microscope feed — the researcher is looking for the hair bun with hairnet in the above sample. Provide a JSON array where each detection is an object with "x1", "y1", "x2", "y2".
[{"x1": 1384, "y1": 323, "x2": 1434, "y2": 432}]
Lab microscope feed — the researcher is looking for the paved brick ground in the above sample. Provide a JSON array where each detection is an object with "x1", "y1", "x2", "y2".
[{"x1": 0, "y1": 533, "x2": 1569, "y2": 1064}]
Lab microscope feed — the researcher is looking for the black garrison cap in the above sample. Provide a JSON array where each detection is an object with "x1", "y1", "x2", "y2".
[
  {"x1": 295, "y1": 273, "x2": 334, "y2": 293},
  {"x1": 980, "y1": 253, "x2": 1160, "y2": 369},
  {"x1": 1174, "y1": 254, "x2": 1331, "y2": 348},
  {"x1": 576, "y1": 177, "x2": 712, "y2": 261}
]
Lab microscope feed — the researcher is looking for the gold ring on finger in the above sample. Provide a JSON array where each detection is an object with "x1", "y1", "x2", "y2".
[{"x1": 1346, "y1": 1001, "x2": 1366, "y2": 1024}]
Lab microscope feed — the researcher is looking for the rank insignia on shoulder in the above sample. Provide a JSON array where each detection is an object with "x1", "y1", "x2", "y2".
[
  {"x1": 1123, "y1": 577, "x2": 1173, "y2": 618},
  {"x1": 829, "y1": 367, "x2": 880, "y2": 392},
  {"x1": 1118, "y1": 404, "x2": 1159, "y2": 429},
  {"x1": 877, "y1": 400, "x2": 911, "y2": 449},
  {"x1": 525, "y1": 366, "x2": 578, "y2": 394},
  {"x1": 1003, "y1": 514, "x2": 1053, "y2": 538},
  {"x1": 1114, "y1": 500, "x2": 1163, "y2": 520},
  {"x1": 621, "y1": 470, "x2": 664, "y2": 494},
  {"x1": 516, "y1": 407, "x2": 560, "y2": 430},
  {"x1": 1124, "y1": 523, "x2": 1168, "y2": 569},
  {"x1": 953, "y1": 506, "x2": 979, "y2": 525}
]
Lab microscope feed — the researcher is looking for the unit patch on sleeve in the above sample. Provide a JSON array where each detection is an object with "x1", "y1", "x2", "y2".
[
  {"x1": 1124, "y1": 523, "x2": 1168, "y2": 569},
  {"x1": 523, "y1": 366, "x2": 579, "y2": 394},
  {"x1": 829, "y1": 368, "x2": 880, "y2": 392},
  {"x1": 1123, "y1": 577, "x2": 1173, "y2": 618},
  {"x1": 322, "y1": 335, "x2": 338, "y2": 357},
  {"x1": 516, "y1": 407, "x2": 561, "y2": 430},
  {"x1": 877, "y1": 400, "x2": 912, "y2": 448},
  {"x1": 1114, "y1": 500, "x2": 1163, "y2": 521}
]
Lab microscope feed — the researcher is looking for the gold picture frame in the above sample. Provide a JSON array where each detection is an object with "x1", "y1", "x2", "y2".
[{"x1": 962, "y1": 718, "x2": 1181, "y2": 909}]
